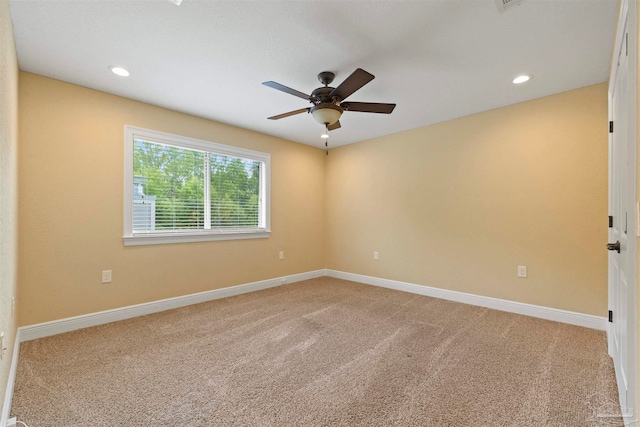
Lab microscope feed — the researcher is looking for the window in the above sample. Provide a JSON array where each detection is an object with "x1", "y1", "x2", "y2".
[{"x1": 124, "y1": 126, "x2": 270, "y2": 246}]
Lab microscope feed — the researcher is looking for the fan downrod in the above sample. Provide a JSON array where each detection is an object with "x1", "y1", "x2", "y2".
[{"x1": 317, "y1": 71, "x2": 335, "y2": 87}]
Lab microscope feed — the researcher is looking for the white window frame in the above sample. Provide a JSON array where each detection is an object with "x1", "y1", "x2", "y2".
[{"x1": 123, "y1": 126, "x2": 271, "y2": 246}]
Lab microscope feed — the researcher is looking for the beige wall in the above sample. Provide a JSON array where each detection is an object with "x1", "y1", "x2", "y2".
[
  {"x1": 18, "y1": 72, "x2": 326, "y2": 326},
  {"x1": 0, "y1": 0, "x2": 19, "y2": 417},
  {"x1": 326, "y1": 83, "x2": 608, "y2": 316}
]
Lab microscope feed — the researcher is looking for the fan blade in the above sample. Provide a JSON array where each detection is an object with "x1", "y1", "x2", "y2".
[
  {"x1": 329, "y1": 68, "x2": 375, "y2": 101},
  {"x1": 267, "y1": 108, "x2": 310, "y2": 120},
  {"x1": 341, "y1": 102, "x2": 396, "y2": 114},
  {"x1": 327, "y1": 120, "x2": 341, "y2": 131},
  {"x1": 262, "y1": 81, "x2": 311, "y2": 101}
]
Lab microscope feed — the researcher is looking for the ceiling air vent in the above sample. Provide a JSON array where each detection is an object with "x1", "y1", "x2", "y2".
[{"x1": 495, "y1": 0, "x2": 526, "y2": 13}]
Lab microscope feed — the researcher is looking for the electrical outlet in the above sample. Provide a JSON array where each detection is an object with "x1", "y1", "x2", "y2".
[
  {"x1": 279, "y1": 251, "x2": 284, "y2": 260},
  {"x1": 517, "y1": 266, "x2": 527, "y2": 278},
  {"x1": 373, "y1": 251, "x2": 379, "y2": 260},
  {"x1": 101, "y1": 270, "x2": 112, "y2": 283}
]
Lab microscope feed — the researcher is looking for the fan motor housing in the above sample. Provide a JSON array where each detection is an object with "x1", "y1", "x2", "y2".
[{"x1": 311, "y1": 87, "x2": 338, "y2": 104}]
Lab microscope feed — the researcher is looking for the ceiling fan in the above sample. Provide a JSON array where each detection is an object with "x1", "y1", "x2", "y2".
[{"x1": 262, "y1": 68, "x2": 396, "y2": 132}]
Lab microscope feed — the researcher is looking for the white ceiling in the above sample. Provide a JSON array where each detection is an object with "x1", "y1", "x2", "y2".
[{"x1": 9, "y1": 0, "x2": 618, "y2": 149}]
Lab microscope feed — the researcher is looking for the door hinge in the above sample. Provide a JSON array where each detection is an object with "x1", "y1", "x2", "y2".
[
  {"x1": 609, "y1": 215, "x2": 613, "y2": 228},
  {"x1": 610, "y1": 121, "x2": 614, "y2": 133},
  {"x1": 609, "y1": 310, "x2": 613, "y2": 322}
]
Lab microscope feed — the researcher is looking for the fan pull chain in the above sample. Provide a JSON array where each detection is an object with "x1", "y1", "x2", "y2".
[{"x1": 324, "y1": 124, "x2": 330, "y2": 155}]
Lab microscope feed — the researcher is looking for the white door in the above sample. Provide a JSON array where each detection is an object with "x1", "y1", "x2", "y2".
[{"x1": 608, "y1": 3, "x2": 636, "y2": 421}]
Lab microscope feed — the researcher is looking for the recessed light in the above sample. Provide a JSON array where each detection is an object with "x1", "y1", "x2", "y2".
[
  {"x1": 321, "y1": 133, "x2": 329, "y2": 139},
  {"x1": 109, "y1": 66, "x2": 130, "y2": 77},
  {"x1": 513, "y1": 74, "x2": 532, "y2": 84}
]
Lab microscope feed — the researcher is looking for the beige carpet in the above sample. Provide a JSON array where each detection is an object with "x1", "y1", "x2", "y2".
[{"x1": 11, "y1": 277, "x2": 622, "y2": 426}]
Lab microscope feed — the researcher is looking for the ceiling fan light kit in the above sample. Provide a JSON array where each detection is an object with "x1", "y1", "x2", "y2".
[
  {"x1": 263, "y1": 68, "x2": 396, "y2": 135},
  {"x1": 311, "y1": 103, "x2": 342, "y2": 125}
]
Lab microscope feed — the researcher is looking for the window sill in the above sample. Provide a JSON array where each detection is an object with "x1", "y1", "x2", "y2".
[{"x1": 123, "y1": 230, "x2": 270, "y2": 246}]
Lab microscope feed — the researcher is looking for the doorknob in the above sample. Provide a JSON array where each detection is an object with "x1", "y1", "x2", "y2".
[{"x1": 607, "y1": 241, "x2": 621, "y2": 253}]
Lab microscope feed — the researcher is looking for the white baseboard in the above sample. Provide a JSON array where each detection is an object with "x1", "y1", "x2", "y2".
[
  {"x1": 19, "y1": 270, "x2": 324, "y2": 342},
  {"x1": 325, "y1": 270, "x2": 607, "y2": 331},
  {"x1": 1, "y1": 329, "x2": 20, "y2": 427},
  {"x1": 18, "y1": 268, "x2": 607, "y2": 343}
]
